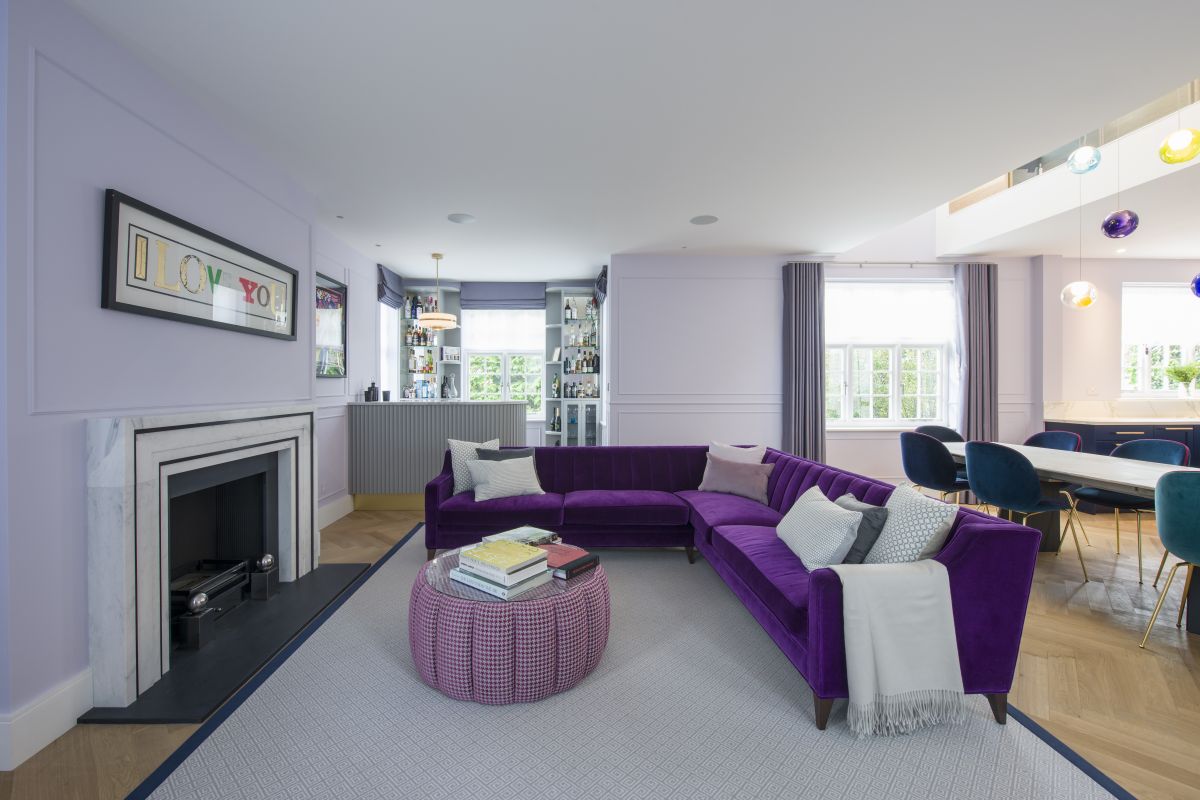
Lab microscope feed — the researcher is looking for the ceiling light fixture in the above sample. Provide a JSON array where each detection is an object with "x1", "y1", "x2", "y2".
[
  {"x1": 1101, "y1": 138, "x2": 1138, "y2": 239},
  {"x1": 689, "y1": 215, "x2": 718, "y2": 225},
  {"x1": 447, "y1": 213, "x2": 477, "y2": 224},
  {"x1": 336, "y1": 215, "x2": 344, "y2": 219},
  {"x1": 1066, "y1": 145, "x2": 1101, "y2": 174},
  {"x1": 1062, "y1": 174, "x2": 1097, "y2": 310},
  {"x1": 416, "y1": 253, "x2": 457, "y2": 331}
]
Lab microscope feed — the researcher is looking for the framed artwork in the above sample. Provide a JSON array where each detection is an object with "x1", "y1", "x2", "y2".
[
  {"x1": 102, "y1": 189, "x2": 298, "y2": 339},
  {"x1": 315, "y1": 274, "x2": 347, "y2": 378}
]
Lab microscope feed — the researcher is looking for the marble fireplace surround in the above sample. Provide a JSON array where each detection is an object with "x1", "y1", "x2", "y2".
[{"x1": 86, "y1": 405, "x2": 317, "y2": 708}]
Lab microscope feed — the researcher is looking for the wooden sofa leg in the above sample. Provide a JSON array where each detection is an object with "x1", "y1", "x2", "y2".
[
  {"x1": 685, "y1": 545, "x2": 697, "y2": 564},
  {"x1": 814, "y1": 693, "x2": 834, "y2": 731},
  {"x1": 426, "y1": 548, "x2": 437, "y2": 561},
  {"x1": 985, "y1": 693, "x2": 1007, "y2": 724}
]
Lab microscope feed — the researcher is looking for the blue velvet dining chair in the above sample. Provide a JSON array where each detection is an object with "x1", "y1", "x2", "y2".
[
  {"x1": 914, "y1": 425, "x2": 964, "y2": 443},
  {"x1": 1072, "y1": 439, "x2": 1189, "y2": 584},
  {"x1": 965, "y1": 441, "x2": 1089, "y2": 582},
  {"x1": 899, "y1": 432, "x2": 970, "y2": 503},
  {"x1": 1139, "y1": 470, "x2": 1200, "y2": 648},
  {"x1": 1024, "y1": 430, "x2": 1082, "y2": 451}
]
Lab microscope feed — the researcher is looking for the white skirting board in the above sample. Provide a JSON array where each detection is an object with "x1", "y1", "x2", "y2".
[
  {"x1": 318, "y1": 493, "x2": 355, "y2": 529},
  {"x1": 0, "y1": 668, "x2": 93, "y2": 770}
]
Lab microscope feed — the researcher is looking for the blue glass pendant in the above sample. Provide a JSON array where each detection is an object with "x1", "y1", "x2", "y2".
[
  {"x1": 1101, "y1": 209, "x2": 1139, "y2": 238},
  {"x1": 1190, "y1": 274, "x2": 1200, "y2": 298},
  {"x1": 1067, "y1": 146, "x2": 1101, "y2": 174}
]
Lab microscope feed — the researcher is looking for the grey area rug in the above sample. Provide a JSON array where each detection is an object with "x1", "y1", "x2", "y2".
[{"x1": 149, "y1": 533, "x2": 1115, "y2": 800}]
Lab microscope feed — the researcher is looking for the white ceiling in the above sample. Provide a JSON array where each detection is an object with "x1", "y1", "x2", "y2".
[{"x1": 69, "y1": 1, "x2": 1200, "y2": 280}]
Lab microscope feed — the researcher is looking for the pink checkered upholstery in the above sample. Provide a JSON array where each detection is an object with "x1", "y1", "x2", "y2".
[{"x1": 408, "y1": 564, "x2": 610, "y2": 704}]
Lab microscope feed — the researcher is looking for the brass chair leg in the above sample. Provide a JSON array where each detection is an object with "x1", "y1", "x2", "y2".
[
  {"x1": 1063, "y1": 510, "x2": 1089, "y2": 582},
  {"x1": 1136, "y1": 510, "x2": 1144, "y2": 584},
  {"x1": 1114, "y1": 509, "x2": 1121, "y2": 555},
  {"x1": 1075, "y1": 511, "x2": 1091, "y2": 546},
  {"x1": 1140, "y1": 562, "x2": 1184, "y2": 649},
  {"x1": 1153, "y1": 550, "x2": 1170, "y2": 587},
  {"x1": 1177, "y1": 565, "x2": 1194, "y2": 629}
]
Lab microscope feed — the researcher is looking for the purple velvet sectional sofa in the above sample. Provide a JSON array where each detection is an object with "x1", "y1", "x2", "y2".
[{"x1": 425, "y1": 445, "x2": 1041, "y2": 729}]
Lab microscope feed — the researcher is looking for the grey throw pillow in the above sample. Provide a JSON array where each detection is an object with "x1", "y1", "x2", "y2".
[
  {"x1": 709, "y1": 441, "x2": 766, "y2": 464},
  {"x1": 448, "y1": 438, "x2": 499, "y2": 494},
  {"x1": 863, "y1": 483, "x2": 957, "y2": 564},
  {"x1": 698, "y1": 453, "x2": 775, "y2": 504},
  {"x1": 476, "y1": 447, "x2": 535, "y2": 461},
  {"x1": 466, "y1": 457, "x2": 545, "y2": 501},
  {"x1": 834, "y1": 494, "x2": 889, "y2": 564},
  {"x1": 776, "y1": 486, "x2": 862, "y2": 569}
]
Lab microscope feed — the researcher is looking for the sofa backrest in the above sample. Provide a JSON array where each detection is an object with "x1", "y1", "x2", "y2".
[{"x1": 530, "y1": 445, "x2": 709, "y2": 494}]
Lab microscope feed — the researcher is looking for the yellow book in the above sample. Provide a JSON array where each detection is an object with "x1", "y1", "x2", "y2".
[{"x1": 460, "y1": 540, "x2": 547, "y2": 573}]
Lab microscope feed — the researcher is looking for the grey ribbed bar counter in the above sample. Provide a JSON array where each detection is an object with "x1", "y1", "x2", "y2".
[{"x1": 348, "y1": 401, "x2": 526, "y2": 494}]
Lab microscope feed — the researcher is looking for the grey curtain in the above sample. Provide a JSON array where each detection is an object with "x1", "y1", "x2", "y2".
[
  {"x1": 782, "y1": 262, "x2": 825, "y2": 461},
  {"x1": 954, "y1": 263, "x2": 998, "y2": 442}
]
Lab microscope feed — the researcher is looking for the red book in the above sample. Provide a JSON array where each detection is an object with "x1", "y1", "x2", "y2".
[{"x1": 537, "y1": 543, "x2": 590, "y2": 569}]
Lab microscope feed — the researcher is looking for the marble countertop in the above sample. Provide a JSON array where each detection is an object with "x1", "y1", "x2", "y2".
[{"x1": 1044, "y1": 417, "x2": 1200, "y2": 425}]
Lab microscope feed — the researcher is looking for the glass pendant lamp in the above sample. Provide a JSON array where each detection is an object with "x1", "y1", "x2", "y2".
[
  {"x1": 1159, "y1": 110, "x2": 1200, "y2": 164},
  {"x1": 1063, "y1": 179, "x2": 1097, "y2": 310},
  {"x1": 1067, "y1": 145, "x2": 1101, "y2": 174},
  {"x1": 1101, "y1": 139, "x2": 1138, "y2": 239}
]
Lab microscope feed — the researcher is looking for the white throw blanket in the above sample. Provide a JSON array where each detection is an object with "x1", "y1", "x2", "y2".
[{"x1": 828, "y1": 560, "x2": 965, "y2": 736}]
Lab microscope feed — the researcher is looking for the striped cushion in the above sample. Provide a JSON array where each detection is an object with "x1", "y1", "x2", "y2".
[
  {"x1": 775, "y1": 486, "x2": 862, "y2": 569},
  {"x1": 467, "y1": 457, "x2": 546, "y2": 501},
  {"x1": 448, "y1": 438, "x2": 499, "y2": 494}
]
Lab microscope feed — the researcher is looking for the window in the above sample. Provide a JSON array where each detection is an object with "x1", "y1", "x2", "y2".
[
  {"x1": 462, "y1": 309, "x2": 545, "y2": 417},
  {"x1": 379, "y1": 304, "x2": 399, "y2": 394},
  {"x1": 824, "y1": 280, "x2": 956, "y2": 427},
  {"x1": 1121, "y1": 284, "x2": 1200, "y2": 394}
]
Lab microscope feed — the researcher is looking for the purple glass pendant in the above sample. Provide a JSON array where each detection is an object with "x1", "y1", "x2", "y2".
[{"x1": 1101, "y1": 209, "x2": 1139, "y2": 238}]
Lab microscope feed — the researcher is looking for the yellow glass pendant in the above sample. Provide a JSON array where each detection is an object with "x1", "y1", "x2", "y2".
[
  {"x1": 1159, "y1": 128, "x2": 1200, "y2": 164},
  {"x1": 1060, "y1": 281, "x2": 1097, "y2": 310}
]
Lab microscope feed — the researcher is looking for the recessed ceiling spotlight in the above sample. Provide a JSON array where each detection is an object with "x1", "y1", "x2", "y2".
[
  {"x1": 336, "y1": 215, "x2": 344, "y2": 219},
  {"x1": 447, "y1": 213, "x2": 477, "y2": 224},
  {"x1": 1116, "y1": 247, "x2": 1127, "y2": 253},
  {"x1": 681, "y1": 245, "x2": 688, "y2": 249},
  {"x1": 375, "y1": 243, "x2": 381, "y2": 247},
  {"x1": 690, "y1": 215, "x2": 719, "y2": 225}
]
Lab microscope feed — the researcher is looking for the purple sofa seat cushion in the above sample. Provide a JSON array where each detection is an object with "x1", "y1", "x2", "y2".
[
  {"x1": 438, "y1": 491, "x2": 565, "y2": 527},
  {"x1": 712, "y1": 525, "x2": 810, "y2": 637},
  {"x1": 563, "y1": 490, "x2": 690, "y2": 526},
  {"x1": 676, "y1": 490, "x2": 783, "y2": 544}
]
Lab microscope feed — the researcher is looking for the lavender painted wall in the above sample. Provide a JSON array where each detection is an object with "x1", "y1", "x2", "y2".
[
  {"x1": 0, "y1": 0, "x2": 13, "y2": 719},
  {"x1": 3, "y1": 0, "x2": 374, "y2": 715}
]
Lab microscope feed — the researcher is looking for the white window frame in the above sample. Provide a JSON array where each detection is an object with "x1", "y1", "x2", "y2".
[
  {"x1": 465, "y1": 349, "x2": 544, "y2": 419},
  {"x1": 825, "y1": 342, "x2": 950, "y2": 429}
]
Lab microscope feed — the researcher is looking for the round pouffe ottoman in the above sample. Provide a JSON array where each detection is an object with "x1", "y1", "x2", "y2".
[{"x1": 408, "y1": 549, "x2": 610, "y2": 704}]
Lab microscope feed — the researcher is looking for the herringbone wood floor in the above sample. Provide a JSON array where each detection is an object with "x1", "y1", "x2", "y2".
[{"x1": 1, "y1": 509, "x2": 1197, "y2": 799}]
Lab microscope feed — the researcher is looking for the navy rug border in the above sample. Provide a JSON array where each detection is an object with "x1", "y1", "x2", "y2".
[
  {"x1": 125, "y1": 523, "x2": 421, "y2": 800},
  {"x1": 126, "y1": 525, "x2": 1135, "y2": 800},
  {"x1": 1007, "y1": 704, "x2": 1136, "y2": 799}
]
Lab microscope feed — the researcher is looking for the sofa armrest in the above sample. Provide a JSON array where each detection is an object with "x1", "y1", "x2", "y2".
[
  {"x1": 806, "y1": 519, "x2": 1041, "y2": 698},
  {"x1": 424, "y1": 467, "x2": 454, "y2": 549},
  {"x1": 934, "y1": 520, "x2": 1041, "y2": 693}
]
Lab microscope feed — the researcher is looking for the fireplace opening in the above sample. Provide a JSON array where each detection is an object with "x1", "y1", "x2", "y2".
[{"x1": 167, "y1": 453, "x2": 280, "y2": 649}]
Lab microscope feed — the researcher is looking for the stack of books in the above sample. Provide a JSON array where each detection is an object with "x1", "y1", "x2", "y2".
[
  {"x1": 482, "y1": 526, "x2": 560, "y2": 546},
  {"x1": 450, "y1": 540, "x2": 551, "y2": 600},
  {"x1": 538, "y1": 543, "x2": 600, "y2": 580}
]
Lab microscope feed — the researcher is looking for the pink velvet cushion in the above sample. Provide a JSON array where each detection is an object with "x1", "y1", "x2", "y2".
[
  {"x1": 563, "y1": 490, "x2": 690, "y2": 526},
  {"x1": 698, "y1": 453, "x2": 776, "y2": 504}
]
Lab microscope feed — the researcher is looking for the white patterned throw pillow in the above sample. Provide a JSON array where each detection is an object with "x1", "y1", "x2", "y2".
[
  {"x1": 863, "y1": 483, "x2": 958, "y2": 564},
  {"x1": 776, "y1": 486, "x2": 863, "y2": 570},
  {"x1": 448, "y1": 438, "x2": 500, "y2": 494},
  {"x1": 466, "y1": 457, "x2": 545, "y2": 501}
]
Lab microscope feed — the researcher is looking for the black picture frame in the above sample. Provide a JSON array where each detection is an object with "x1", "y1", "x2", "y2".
[
  {"x1": 101, "y1": 189, "x2": 299, "y2": 340},
  {"x1": 315, "y1": 273, "x2": 348, "y2": 378}
]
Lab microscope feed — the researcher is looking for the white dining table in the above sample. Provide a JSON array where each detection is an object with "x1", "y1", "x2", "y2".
[
  {"x1": 942, "y1": 441, "x2": 1199, "y2": 500},
  {"x1": 943, "y1": 440, "x2": 1200, "y2": 635}
]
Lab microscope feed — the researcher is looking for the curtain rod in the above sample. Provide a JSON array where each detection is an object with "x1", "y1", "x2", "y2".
[{"x1": 822, "y1": 261, "x2": 960, "y2": 268}]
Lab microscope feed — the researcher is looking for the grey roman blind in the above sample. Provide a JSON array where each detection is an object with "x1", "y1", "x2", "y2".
[
  {"x1": 460, "y1": 282, "x2": 546, "y2": 310},
  {"x1": 377, "y1": 265, "x2": 404, "y2": 309}
]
